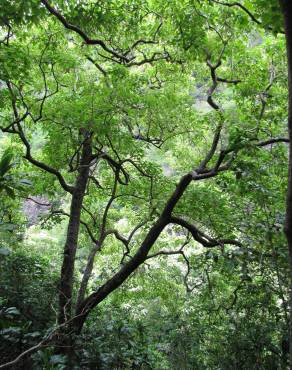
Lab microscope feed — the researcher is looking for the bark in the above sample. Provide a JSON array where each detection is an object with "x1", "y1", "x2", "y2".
[
  {"x1": 75, "y1": 240, "x2": 103, "y2": 310},
  {"x1": 58, "y1": 133, "x2": 92, "y2": 325},
  {"x1": 279, "y1": 1, "x2": 292, "y2": 368}
]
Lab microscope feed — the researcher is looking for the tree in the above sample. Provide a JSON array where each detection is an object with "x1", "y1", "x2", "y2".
[{"x1": 0, "y1": 0, "x2": 290, "y2": 367}]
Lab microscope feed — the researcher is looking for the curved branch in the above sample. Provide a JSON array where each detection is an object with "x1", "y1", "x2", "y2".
[
  {"x1": 209, "y1": 0, "x2": 284, "y2": 34},
  {"x1": 50, "y1": 210, "x2": 97, "y2": 244},
  {"x1": 40, "y1": 0, "x2": 129, "y2": 62},
  {"x1": 256, "y1": 137, "x2": 289, "y2": 147},
  {"x1": 5, "y1": 81, "x2": 74, "y2": 193},
  {"x1": 0, "y1": 310, "x2": 90, "y2": 370},
  {"x1": 92, "y1": 150, "x2": 130, "y2": 185},
  {"x1": 147, "y1": 235, "x2": 198, "y2": 292},
  {"x1": 86, "y1": 55, "x2": 107, "y2": 77},
  {"x1": 170, "y1": 216, "x2": 242, "y2": 248},
  {"x1": 209, "y1": 0, "x2": 261, "y2": 25},
  {"x1": 198, "y1": 123, "x2": 223, "y2": 171}
]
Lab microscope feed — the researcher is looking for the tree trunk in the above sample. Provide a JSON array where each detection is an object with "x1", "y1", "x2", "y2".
[
  {"x1": 279, "y1": 1, "x2": 292, "y2": 369},
  {"x1": 76, "y1": 239, "x2": 103, "y2": 311},
  {"x1": 58, "y1": 133, "x2": 92, "y2": 325}
]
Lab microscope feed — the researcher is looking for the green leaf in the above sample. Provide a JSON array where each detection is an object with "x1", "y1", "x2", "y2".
[{"x1": 0, "y1": 149, "x2": 13, "y2": 177}]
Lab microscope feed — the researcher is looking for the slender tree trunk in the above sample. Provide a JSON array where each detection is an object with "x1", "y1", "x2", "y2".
[
  {"x1": 76, "y1": 239, "x2": 103, "y2": 310},
  {"x1": 279, "y1": 1, "x2": 292, "y2": 368},
  {"x1": 58, "y1": 133, "x2": 92, "y2": 325}
]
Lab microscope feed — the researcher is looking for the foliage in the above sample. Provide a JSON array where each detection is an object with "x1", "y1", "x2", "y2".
[{"x1": 0, "y1": 250, "x2": 59, "y2": 367}]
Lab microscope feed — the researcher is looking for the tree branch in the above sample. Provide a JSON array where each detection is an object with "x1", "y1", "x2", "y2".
[
  {"x1": 170, "y1": 215, "x2": 243, "y2": 248},
  {"x1": 4, "y1": 81, "x2": 74, "y2": 194},
  {"x1": 40, "y1": 0, "x2": 129, "y2": 62},
  {"x1": 209, "y1": 0, "x2": 261, "y2": 25},
  {"x1": 256, "y1": 137, "x2": 289, "y2": 147}
]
